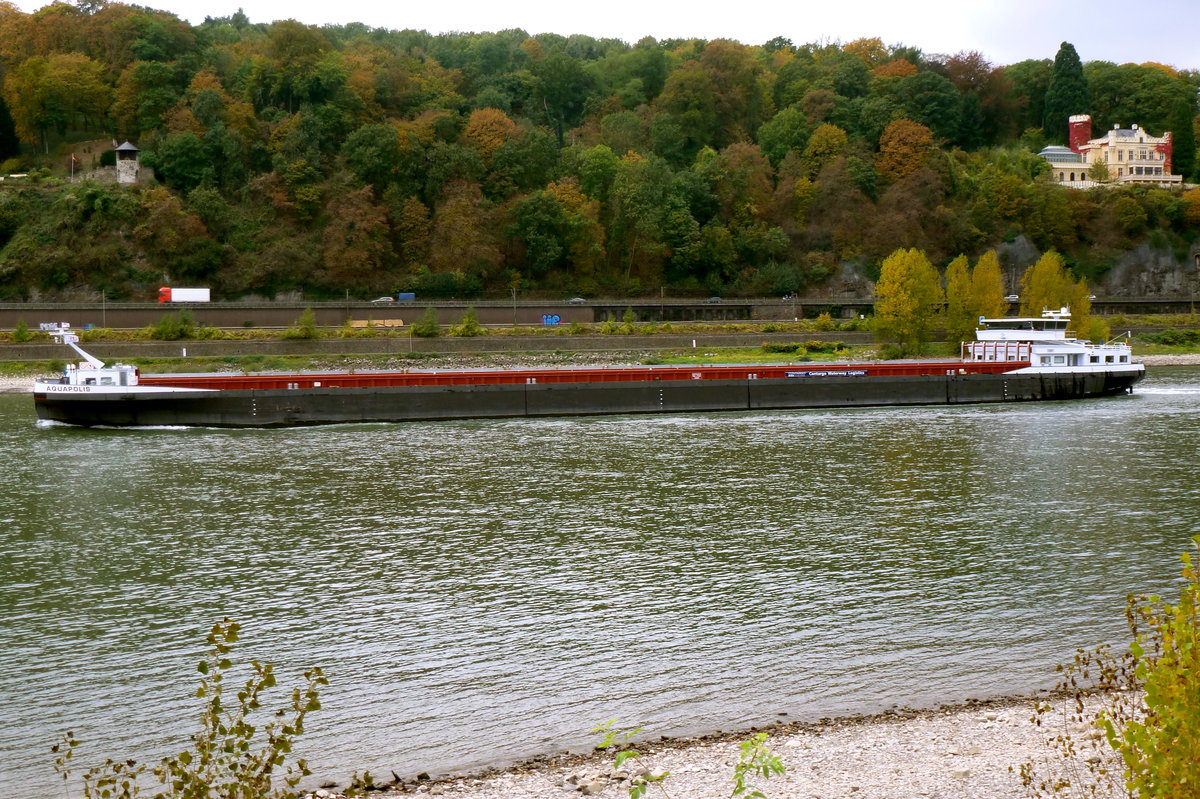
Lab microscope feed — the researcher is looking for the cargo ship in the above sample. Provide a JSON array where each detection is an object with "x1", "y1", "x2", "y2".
[{"x1": 32, "y1": 310, "x2": 1144, "y2": 428}]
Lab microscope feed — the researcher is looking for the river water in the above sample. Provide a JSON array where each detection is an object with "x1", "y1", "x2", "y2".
[{"x1": 2, "y1": 367, "x2": 1199, "y2": 796}]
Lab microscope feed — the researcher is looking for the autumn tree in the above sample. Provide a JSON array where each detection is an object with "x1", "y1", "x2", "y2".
[
  {"x1": 1019, "y1": 250, "x2": 1107, "y2": 341},
  {"x1": 943, "y1": 254, "x2": 974, "y2": 348},
  {"x1": 321, "y1": 181, "x2": 393, "y2": 292},
  {"x1": 872, "y1": 247, "x2": 945, "y2": 354},
  {"x1": 460, "y1": 107, "x2": 518, "y2": 163},
  {"x1": 3, "y1": 53, "x2": 111, "y2": 152},
  {"x1": 801, "y1": 122, "x2": 847, "y2": 177},
  {"x1": 428, "y1": 179, "x2": 502, "y2": 280},
  {"x1": 1019, "y1": 249, "x2": 1075, "y2": 315},
  {"x1": 875, "y1": 118, "x2": 935, "y2": 183},
  {"x1": 389, "y1": 193, "x2": 431, "y2": 269},
  {"x1": 969, "y1": 249, "x2": 1008, "y2": 320}
]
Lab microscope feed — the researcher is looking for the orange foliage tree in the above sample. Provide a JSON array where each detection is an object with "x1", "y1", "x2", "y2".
[{"x1": 875, "y1": 118, "x2": 935, "y2": 183}]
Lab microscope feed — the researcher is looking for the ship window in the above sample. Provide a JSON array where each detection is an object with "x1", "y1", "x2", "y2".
[
  {"x1": 1090, "y1": 355, "x2": 1099, "y2": 363},
  {"x1": 1053, "y1": 355, "x2": 1066, "y2": 365},
  {"x1": 100, "y1": 376, "x2": 114, "y2": 385},
  {"x1": 1041, "y1": 356, "x2": 1053, "y2": 365},
  {"x1": 1105, "y1": 355, "x2": 1114, "y2": 363},
  {"x1": 1120, "y1": 355, "x2": 1129, "y2": 363},
  {"x1": 84, "y1": 377, "x2": 95, "y2": 385}
]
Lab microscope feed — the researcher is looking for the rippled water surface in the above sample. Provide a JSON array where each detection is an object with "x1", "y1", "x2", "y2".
[{"x1": 3, "y1": 367, "x2": 1199, "y2": 795}]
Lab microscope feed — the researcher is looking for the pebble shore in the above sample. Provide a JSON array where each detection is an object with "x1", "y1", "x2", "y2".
[{"x1": 304, "y1": 695, "x2": 1119, "y2": 799}]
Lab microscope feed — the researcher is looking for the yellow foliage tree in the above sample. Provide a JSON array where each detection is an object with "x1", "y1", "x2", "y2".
[
  {"x1": 871, "y1": 59, "x2": 918, "y2": 78},
  {"x1": 970, "y1": 250, "x2": 1008, "y2": 320},
  {"x1": 945, "y1": 249, "x2": 1010, "y2": 350},
  {"x1": 802, "y1": 123, "x2": 848, "y2": 177},
  {"x1": 461, "y1": 107, "x2": 517, "y2": 163},
  {"x1": 1181, "y1": 187, "x2": 1200, "y2": 226},
  {"x1": 873, "y1": 247, "x2": 945, "y2": 354},
  {"x1": 1019, "y1": 250, "x2": 1108, "y2": 341},
  {"x1": 943, "y1": 254, "x2": 974, "y2": 349}
]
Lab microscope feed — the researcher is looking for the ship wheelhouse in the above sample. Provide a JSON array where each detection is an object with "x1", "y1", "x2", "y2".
[{"x1": 962, "y1": 307, "x2": 1136, "y2": 374}]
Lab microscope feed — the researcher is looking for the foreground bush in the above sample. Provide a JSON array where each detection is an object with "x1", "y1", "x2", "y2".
[
  {"x1": 1020, "y1": 537, "x2": 1200, "y2": 798},
  {"x1": 53, "y1": 619, "x2": 326, "y2": 799}
]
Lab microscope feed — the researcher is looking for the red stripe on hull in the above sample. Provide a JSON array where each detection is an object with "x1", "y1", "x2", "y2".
[{"x1": 136, "y1": 361, "x2": 1028, "y2": 392}]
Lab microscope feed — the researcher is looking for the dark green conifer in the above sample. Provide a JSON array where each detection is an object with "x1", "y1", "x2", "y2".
[{"x1": 1043, "y1": 42, "x2": 1090, "y2": 143}]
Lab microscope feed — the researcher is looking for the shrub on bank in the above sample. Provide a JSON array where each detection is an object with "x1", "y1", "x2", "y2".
[
  {"x1": 411, "y1": 307, "x2": 441, "y2": 338},
  {"x1": 1020, "y1": 537, "x2": 1200, "y2": 799},
  {"x1": 53, "y1": 619, "x2": 326, "y2": 799},
  {"x1": 282, "y1": 307, "x2": 319, "y2": 340},
  {"x1": 449, "y1": 307, "x2": 483, "y2": 337}
]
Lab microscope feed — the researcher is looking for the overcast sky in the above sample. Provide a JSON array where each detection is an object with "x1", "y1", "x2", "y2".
[{"x1": 14, "y1": 0, "x2": 1200, "y2": 71}]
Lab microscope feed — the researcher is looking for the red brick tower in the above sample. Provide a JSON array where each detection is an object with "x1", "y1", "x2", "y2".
[{"x1": 1068, "y1": 114, "x2": 1092, "y2": 153}]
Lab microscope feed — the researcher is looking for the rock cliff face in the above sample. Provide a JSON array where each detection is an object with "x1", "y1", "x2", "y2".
[{"x1": 1102, "y1": 242, "x2": 1200, "y2": 296}]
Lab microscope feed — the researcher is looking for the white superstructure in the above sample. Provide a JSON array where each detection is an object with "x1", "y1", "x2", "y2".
[
  {"x1": 33, "y1": 324, "x2": 208, "y2": 395},
  {"x1": 964, "y1": 307, "x2": 1144, "y2": 377}
]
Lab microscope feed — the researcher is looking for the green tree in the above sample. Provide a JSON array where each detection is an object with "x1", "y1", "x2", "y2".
[
  {"x1": 411, "y1": 306, "x2": 441, "y2": 337},
  {"x1": 283, "y1": 307, "x2": 318, "y2": 339},
  {"x1": 111, "y1": 60, "x2": 179, "y2": 138},
  {"x1": 1043, "y1": 42, "x2": 1089, "y2": 143},
  {"x1": 872, "y1": 247, "x2": 944, "y2": 354},
  {"x1": 151, "y1": 131, "x2": 210, "y2": 193},
  {"x1": 756, "y1": 106, "x2": 810, "y2": 167}
]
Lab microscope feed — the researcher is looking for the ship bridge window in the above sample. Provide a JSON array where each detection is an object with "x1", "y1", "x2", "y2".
[{"x1": 1120, "y1": 355, "x2": 1129, "y2": 362}]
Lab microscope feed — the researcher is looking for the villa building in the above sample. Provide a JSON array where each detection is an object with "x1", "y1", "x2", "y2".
[{"x1": 1038, "y1": 114, "x2": 1182, "y2": 188}]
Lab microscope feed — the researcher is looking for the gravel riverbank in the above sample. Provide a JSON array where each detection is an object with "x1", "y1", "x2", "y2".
[{"x1": 305, "y1": 694, "x2": 1116, "y2": 799}]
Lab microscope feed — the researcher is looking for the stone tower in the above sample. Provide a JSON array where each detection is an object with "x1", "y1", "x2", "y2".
[{"x1": 115, "y1": 141, "x2": 140, "y2": 184}]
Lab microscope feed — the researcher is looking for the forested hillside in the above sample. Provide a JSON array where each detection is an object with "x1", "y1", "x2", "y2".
[{"x1": 0, "y1": 2, "x2": 1198, "y2": 301}]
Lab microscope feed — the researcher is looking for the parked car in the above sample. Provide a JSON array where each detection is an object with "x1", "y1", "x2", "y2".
[
  {"x1": 371, "y1": 296, "x2": 396, "y2": 302},
  {"x1": 1004, "y1": 294, "x2": 1019, "y2": 302},
  {"x1": 567, "y1": 297, "x2": 587, "y2": 305},
  {"x1": 705, "y1": 296, "x2": 722, "y2": 304}
]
